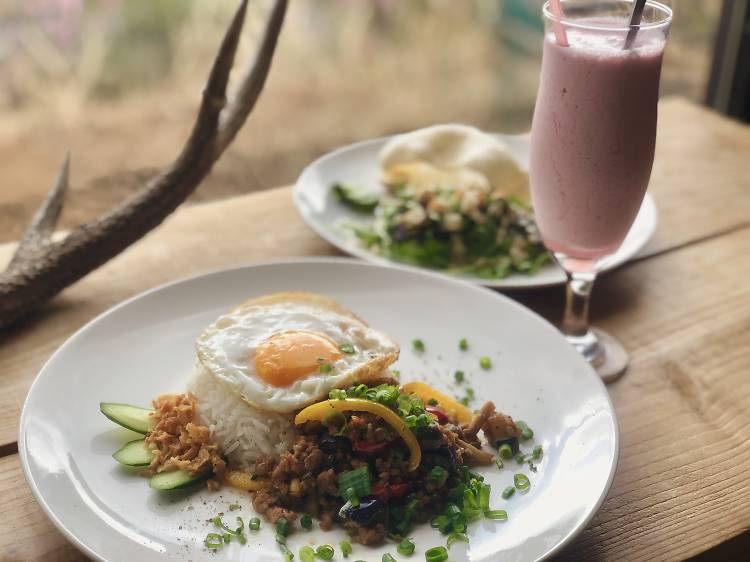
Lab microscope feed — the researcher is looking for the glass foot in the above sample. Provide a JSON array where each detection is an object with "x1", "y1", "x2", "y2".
[{"x1": 565, "y1": 328, "x2": 628, "y2": 383}]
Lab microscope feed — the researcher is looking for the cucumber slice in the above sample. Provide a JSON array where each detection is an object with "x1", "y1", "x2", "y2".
[
  {"x1": 149, "y1": 469, "x2": 210, "y2": 491},
  {"x1": 100, "y1": 402, "x2": 154, "y2": 434},
  {"x1": 112, "y1": 439, "x2": 154, "y2": 467}
]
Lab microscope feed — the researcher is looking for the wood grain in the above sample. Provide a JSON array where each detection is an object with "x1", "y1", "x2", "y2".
[
  {"x1": 0, "y1": 99, "x2": 749, "y2": 561},
  {"x1": 0, "y1": 454, "x2": 85, "y2": 562}
]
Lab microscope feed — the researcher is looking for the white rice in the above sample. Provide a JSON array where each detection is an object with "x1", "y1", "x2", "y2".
[{"x1": 188, "y1": 362, "x2": 296, "y2": 470}]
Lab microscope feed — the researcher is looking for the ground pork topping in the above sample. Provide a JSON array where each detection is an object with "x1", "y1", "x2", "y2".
[{"x1": 143, "y1": 393, "x2": 226, "y2": 489}]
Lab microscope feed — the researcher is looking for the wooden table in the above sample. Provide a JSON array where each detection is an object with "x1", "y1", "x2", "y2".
[{"x1": 1, "y1": 98, "x2": 749, "y2": 562}]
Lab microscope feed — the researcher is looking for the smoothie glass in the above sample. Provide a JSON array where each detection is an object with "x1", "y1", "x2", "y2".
[{"x1": 530, "y1": 1, "x2": 672, "y2": 382}]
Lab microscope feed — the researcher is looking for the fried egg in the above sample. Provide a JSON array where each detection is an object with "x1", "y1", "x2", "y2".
[{"x1": 196, "y1": 292, "x2": 399, "y2": 413}]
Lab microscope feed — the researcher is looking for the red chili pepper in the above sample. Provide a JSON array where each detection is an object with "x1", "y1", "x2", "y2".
[
  {"x1": 372, "y1": 481, "x2": 412, "y2": 501},
  {"x1": 353, "y1": 439, "x2": 391, "y2": 455},
  {"x1": 425, "y1": 405, "x2": 449, "y2": 424}
]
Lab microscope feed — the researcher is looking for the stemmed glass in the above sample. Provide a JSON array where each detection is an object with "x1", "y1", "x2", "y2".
[{"x1": 529, "y1": 1, "x2": 672, "y2": 382}]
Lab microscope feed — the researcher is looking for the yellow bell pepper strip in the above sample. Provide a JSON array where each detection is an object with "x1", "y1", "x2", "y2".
[
  {"x1": 294, "y1": 398, "x2": 421, "y2": 471},
  {"x1": 401, "y1": 382, "x2": 473, "y2": 425},
  {"x1": 225, "y1": 469, "x2": 269, "y2": 491}
]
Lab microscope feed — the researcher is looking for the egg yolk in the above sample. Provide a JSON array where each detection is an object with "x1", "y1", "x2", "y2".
[{"x1": 255, "y1": 330, "x2": 343, "y2": 387}]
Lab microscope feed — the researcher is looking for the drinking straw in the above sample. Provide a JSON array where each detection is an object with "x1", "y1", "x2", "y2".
[
  {"x1": 548, "y1": 0, "x2": 569, "y2": 47},
  {"x1": 624, "y1": 0, "x2": 647, "y2": 49}
]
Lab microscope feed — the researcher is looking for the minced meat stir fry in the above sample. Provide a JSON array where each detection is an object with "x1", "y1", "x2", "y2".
[{"x1": 250, "y1": 382, "x2": 521, "y2": 546}]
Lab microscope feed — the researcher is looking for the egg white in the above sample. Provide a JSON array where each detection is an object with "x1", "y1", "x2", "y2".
[{"x1": 196, "y1": 292, "x2": 399, "y2": 413}]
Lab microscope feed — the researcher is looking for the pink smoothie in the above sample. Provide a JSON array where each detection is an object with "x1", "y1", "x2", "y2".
[{"x1": 529, "y1": 21, "x2": 666, "y2": 260}]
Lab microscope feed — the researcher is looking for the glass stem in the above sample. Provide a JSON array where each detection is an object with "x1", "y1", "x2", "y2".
[{"x1": 562, "y1": 270, "x2": 596, "y2": 338}]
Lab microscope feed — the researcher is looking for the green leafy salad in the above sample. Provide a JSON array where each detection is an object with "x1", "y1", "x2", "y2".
[{"x1": 332, "y1": 181, "x2": 550, "y2": 279}]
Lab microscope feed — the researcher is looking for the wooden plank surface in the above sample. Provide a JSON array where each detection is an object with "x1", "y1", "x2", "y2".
[{"x1": 0, "y1": 99, "x2": 749, "y2": 561}]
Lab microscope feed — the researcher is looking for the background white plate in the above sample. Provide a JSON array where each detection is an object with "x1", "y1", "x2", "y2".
[
  {"x1": 20, "y1": 259, "x2": 618, "y2": 562},
  {"x1": 293, "y1": 135, "x2": 657, "y2": 289}
]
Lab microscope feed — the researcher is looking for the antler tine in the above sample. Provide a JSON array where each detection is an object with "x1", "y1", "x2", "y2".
[
  {"x1": 7, "y1": 151, "x2": 70, "y2": 271},
  {"x1": 0, "y1": 0, "x2": 287, "y2": 330},
  {"x1": 216, "y1": 0, "x2": 288, "y2": 156}
]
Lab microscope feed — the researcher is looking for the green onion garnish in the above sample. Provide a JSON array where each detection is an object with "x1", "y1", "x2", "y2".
[
  {"x1": 316, "y1": 544, "x2": 335, "y2": 560},
  {"x1": 328, "y1": 388, "x2": 347, "y2": 400},
  {"x1": 397, "y1": 537, "x2": 415, "y2": 555},
  {"x1": 479, "y1": 356, "x2": 492, "y2": 370},
  {"x1": 412, "y1": 339, "x2": 426, "y2": 353},
  {"x1": 459, "y1": 338, "x2": 468, "y2": 351},
  {"x1": 222, "y1": 533, "x2": 231, "y2": 544},
  {"x1": 515, "y1": 453, "x2": 527, "y2": 464},
  {"x1": 340, "y1": 540, "x2": 353, "y2": 558},
  {"x1": 319, "y1": 363, "x2": 333, "y2": 374},
  {"x1": 532, "y1": 444, "x2": 543, "y2": 459},
  {"x1": 514, "y1": 473, "x2": 531, "y2": 492},
  {"x1": 382, "y1": 554, "x2": 397, "y2": 562},
  {"x1": 299, "y1": 545, "x2": 315, "y2": 562},
  {"x1": 447, "y1": 532, "x2": 469, "y2": 549},
  {"x1": 484, "y1": 509, "x2": 508, "y2": 520},
  {"x1": 454, "y1": 370, "x2": 465, "y2": 383},
  {"x1": 204, "y1": 532, "x2": 224, "y2": 550},
  {"x1": 345, "y1": 486, "x2": 360, "y2": 507},
  {"x1": 338, "y1": 466, "x2": 372, "y2": 498},
  {"x1": 495, "y1": 456, "x2": 504, "y2": 469},
  {"x1": 479, "y1": 483, "x2": 491, "y2": 510},
  {"x1": 502, "y1": 486, "x2": 516, "y2": 499},
  {"x1": 427, "y1": 398, "x2": 439, "y2": 406},
  {"x1": 275, "y1": 517, "x2": 290, "y2": 537},
  {"x1": 339, "y1": 343, "x2": 356, "y2": 354},
  {"x1": 517, "y1": 420, "x2": 534, "y2": 440},
  {"x1": 248, "y1": 517, "x2": 261, "y2": 531},
  {"x1": 300, "y1": 514, "x2": 312, "y2": 529},
  {"x1": 277, "y1": 538, "x2": 294, "y2": 562},
  {"x1": 229, "y1": 503, "x2": 241, "y2": 511},
  {"x1": 425, "y1": 546, "x2": 449, "y2": 562}
]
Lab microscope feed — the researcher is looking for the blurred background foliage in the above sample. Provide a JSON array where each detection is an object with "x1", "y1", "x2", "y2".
[{"x1": 0, "y1": 0, "x2": 720, "y2": 241}]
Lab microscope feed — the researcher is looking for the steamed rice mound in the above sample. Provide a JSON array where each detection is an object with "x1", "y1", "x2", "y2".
[{"x1": 188, "y1": 362, "x2": 295, "y2": 470}]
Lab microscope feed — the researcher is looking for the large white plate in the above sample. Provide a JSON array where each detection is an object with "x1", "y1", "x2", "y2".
[
  {"x1": 293, "y1": 134, "x2": 657, "y2": 289},
  {"x1": 20, "y1": 258, "x2": 618, "y2": 562}
]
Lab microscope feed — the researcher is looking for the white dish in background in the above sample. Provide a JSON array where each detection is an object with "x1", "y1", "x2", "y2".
[
  {"x1": 20, "y1": 258, "x2": 618, "y2": 562},
  {"x1": 293, "y1": 134, "x2": 657, "y2": 289}
]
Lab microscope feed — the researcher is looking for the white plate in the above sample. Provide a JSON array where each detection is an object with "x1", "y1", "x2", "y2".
[
  {"x1": 293, "y1": 135, "x2": 657, "y2": 289},
  {"x1": 20, "y1": 258, "x2": 618, "y2": 562}
]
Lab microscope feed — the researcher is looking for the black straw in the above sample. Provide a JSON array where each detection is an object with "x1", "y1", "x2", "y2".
[{"x1": 624, "y1": 0, "x2": 647, "y2": 50}]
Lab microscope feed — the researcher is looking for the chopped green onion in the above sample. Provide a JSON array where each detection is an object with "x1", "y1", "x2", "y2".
[
  {"x1": 328, "y1": 388, "x2": 347, "y2": 400},
  {"x1": 300, "y1": 514, "x2": 312, "y2": 529},
  {"x1": 338, "y1": 466, "x2": 372, "y2": 498},
  {"x1": 484, "y1": 509, "x2": 508, "y2": 520},
  {"x1": 514, "y1": 473, "x2": 531, "y2": 491},
  {"x1": 299, "y1": 546, "x2": 315, "y2": 562},
  {"x1": 223, "y1": 533, "x2": 232, "y2": 544},
  {"x1": 447, "y1": 532, "x2": 469, "y2": 549},
  {"x1": 229, "y1": 503, "x2": 241, "y2": 511},
  {"x1": 502, "y1": 486, "x2": 516, "y2": 499},
  {"x1": 498, "y1": 444, "x2": 513, "y2": 460},
  {"x1": 479, "y1": 483, "x2": 491, "y2": 510},
  {"x1": 495, "y1": 456, "x2": 504, "y2": 469},
  {"x1": 427, "y1": 398, "x2": 439, "y2": 406},
  {"x1": 339, "y1": 343, "x2": 356, "y2": 354},
  {"x1": 412, "y1": 339, "x2": 426, "y2": 353},
  {"x1": 248, "y1": 517, "x2": 261, "y2": 531},
  {"x1": 425, "y1": 546, "x2": 449, "y2": 562},
  {"x1": 382, "y1": 554, "x2": 397, "y2": 562},
  {"x1": 345, "y1": 486, "x2": 360, "y2": 507},
  {"x1": 275, "y1": 517, "x2": 290, "y2": 537},
  {"x1": 459, "y1": 396, "x2": 470, "y2": 406},
  {"x1": 532, "y1": 444, "x2": 543, "y2": 459},
  {"x1": 340, "y1": 540, "x2": 353, "y2": 558},
  {"x1": 479, "y1": 356, "x2": 492, "y2": 370},
  {"x1": 515, "y1": 453, "x2": 527, "y2": 464},
  {"x1": 454, "y1": 370, "x2": 465, "y2": 383},
  {"x1": 521, "y1": 426, "x2": 534, "y2": 441},
  {"x1": 428, "y1": 466, "x2": 447, "y2": 483},
  {"x1": 459, "y1": 338, "x2": 468, "y2": 351},
  {"x1": 277, "y1": 538, "x2": 294, "y2": 562},
  {"x1": 204, "y1": 532, "x2": 224, "y2": 550},
  {"x1": 316, "y1": 544, "x2": 335, "y2": 560},
  {"x1": 397, "y1": 537, "x2": 415, "y2": 555}
]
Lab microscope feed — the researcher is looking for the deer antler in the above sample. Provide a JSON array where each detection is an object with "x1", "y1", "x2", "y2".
[{"x1": 0, "y1": 0, "x2": 287, "y2": 330}]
